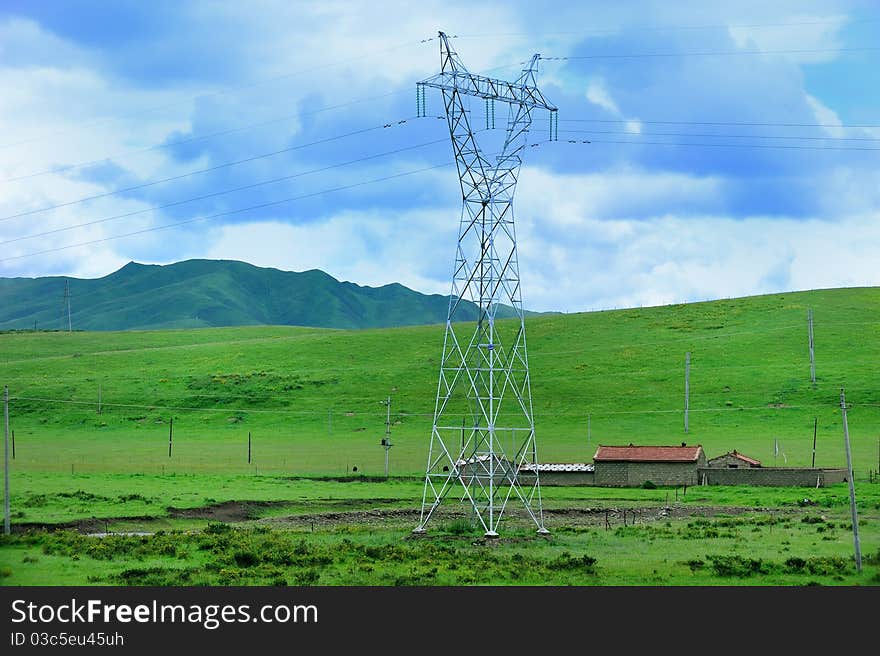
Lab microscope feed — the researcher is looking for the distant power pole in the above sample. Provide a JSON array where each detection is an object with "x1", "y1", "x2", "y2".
[
  {"x1": 839, "y1": 388, "x2": 861, "y2": 571},
  {"x1": 684, "y1": 352, "x2": 691, "y2": 434},
  {"x1": 381, "y1": 396, "x2": 392, "y2": 477},
  {"x1": 4, "y1": 386, "x2": 10, "y2": 535},
  {"x1": 807, "y1": 309, "x2": 815, "y2": 385},
  {"x1": 168, "y1": 417, "x2": 173, "y2": 458},
  {"x1": 811, "y1": 417, "x2": 818, "y2": 468},
  {"x1": 62, "y1": 280, "x2": 72, "y2": 332}
]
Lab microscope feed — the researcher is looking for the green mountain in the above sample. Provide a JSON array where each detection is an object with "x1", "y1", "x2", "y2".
[{"x1": 0, "y1": 259, "x2": 530, "y2": 331}]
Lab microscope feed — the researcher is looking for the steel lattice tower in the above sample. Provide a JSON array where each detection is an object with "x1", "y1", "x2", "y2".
[{"x1": 413, "y1": 32, "x2": 557, "y2": 537}]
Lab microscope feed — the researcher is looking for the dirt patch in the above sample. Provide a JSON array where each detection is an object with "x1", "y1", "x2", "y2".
[
  {"x1": 11, "y1": 501, "x2": 793, "y2": 535},
  {"x1": 167, "y1": 500, "x2": 289, "y2": 522},
  {"x1": 13, "y1": 516, "x2": 157, "y2": 535}
]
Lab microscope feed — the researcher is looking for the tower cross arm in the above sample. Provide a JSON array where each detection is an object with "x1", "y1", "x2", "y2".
[{"x1": 419, "y1": 70, "x2": 556, "y2": 112}]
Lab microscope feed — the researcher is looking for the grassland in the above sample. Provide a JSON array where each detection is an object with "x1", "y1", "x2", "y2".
[
  {"x1": 1, "y1": 475, "x2": 878, "y2": 585},
  {"x1": 1, "y1": 287, "x2": 878, "y2": 585},
  {"x1": 1, "y1": 286, "x2": 878, "y2": 475}
]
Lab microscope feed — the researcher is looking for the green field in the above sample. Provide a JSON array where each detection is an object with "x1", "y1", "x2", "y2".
[
  {"x1": 1, "y1": 286, "x2": 878, "y2": 475},
  {"x1": 1, "y1": 287, "x2": 879, "y2": 585},
  {"x1": 1, "y1": 475, "x2": 878, "y2": 585}
]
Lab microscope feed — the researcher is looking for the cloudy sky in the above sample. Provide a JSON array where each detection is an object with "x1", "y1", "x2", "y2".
[{"x1": 1, "y1": 0, "x2": 878, "y2": 312}]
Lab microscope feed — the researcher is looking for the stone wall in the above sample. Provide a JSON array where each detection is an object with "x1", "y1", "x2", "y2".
[
  {"x1": 594, "y1": 461, "x2": 699, "y2": 487},
  {"x1": 534, "y1": 471, "x2": 595, "y2": 486},
  {"x1": 698, "y1": 467, "x2": 849, "y2": 487},
  {"x1": 708, "y1": 453, "x2": 760, "y2": 468}
]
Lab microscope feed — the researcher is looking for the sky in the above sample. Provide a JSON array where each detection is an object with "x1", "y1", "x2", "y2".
[{"x1": 0, "y1": 0, "x2": 878, "y2": 313}]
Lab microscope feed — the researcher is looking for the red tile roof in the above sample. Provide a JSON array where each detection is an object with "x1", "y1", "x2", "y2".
[
  {"x1": 593, "y1": 445, "x2": 704, "y2": 463},
  {"x1": 727, "y1": 450, "x2": 762, "y2": 467}
]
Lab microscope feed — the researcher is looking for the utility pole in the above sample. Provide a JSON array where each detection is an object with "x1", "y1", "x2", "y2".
[
  {"x1": 4, "y1": 386, "x2": 10, "y2": 535},
  {"x1": 63, "y1": 280, "x2": 72, "y2": 332},
  {"x1": 381, "y1": 396, "x2": 392, "y2": 477},
  {"x1": 808, "y1": 309, "x2": 815, "y2": 385},
  {"x1": 248, "y1": 431, "x2": 251, "y2": 464},
  {"x1": 168, "y1": 417, "x2": 173, "y2": 458},
  {"x1": 811, "y1": 417, "x2": 818, "y2": 468},
  {"x1": 684, "y1": 352, "x2": 690, "y2": 434},
  {"x1": 839, "y1": 388, "x2": 861, "y2": 571}
]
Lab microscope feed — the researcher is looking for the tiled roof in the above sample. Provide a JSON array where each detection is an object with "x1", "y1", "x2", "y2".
[
  {"x1": 593, "y1": 445, "x2": 703, "y2": 463},
  {"x1": 711, "y1": 450, "x2": 762, "y2": 467},
  {"x1": 519, "y1": 463, "x2": 594, "y2": 473}
]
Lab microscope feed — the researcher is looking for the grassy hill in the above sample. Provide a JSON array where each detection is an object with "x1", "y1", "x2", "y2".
[
  {"x1": 0, "y1": 259, "x2": 526, "y2": 331},
  {"x1": 0, "y1": 286, "x2": 878, "y2": 476}
]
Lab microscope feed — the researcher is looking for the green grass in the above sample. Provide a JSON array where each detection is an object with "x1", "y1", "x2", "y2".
[
  {"x1": 1, "y1": 286, "x2": 878, "y2": 476},
  {"x1": 1, "y1": 286, "x2": 878, "y2": 586},
  {"x1": 1, "y1": 491, "x2": 877, "y2": 585}
]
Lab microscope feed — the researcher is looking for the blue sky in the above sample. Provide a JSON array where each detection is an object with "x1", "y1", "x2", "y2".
[{"x1": 0, "y1": 0, "x2": 878, "y2": 312}]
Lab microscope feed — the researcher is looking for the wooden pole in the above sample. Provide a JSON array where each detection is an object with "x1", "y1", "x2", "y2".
[
  {"x1": 808, "y1": 309, "x2": 815, "y2": 385},
  {"x1": 248, "y1": 432, "x2": 251, "y2": 464},
  {"x1": 4, "y1": 386, "x2": 10, "y2": 535},
  {"x1": 168, "y1": 417, "x2": 173, "y2": 458},
  {"x1": 684, "y1": 352, "x2": 690, "y2": 433},
  {"x1": 839, "y1": 388, "x2": 861, "y2": 571},
  {"x1": 811, "y1": 417, "x2": 818, "y2": 468},
  {"x1": 11, "y1": 430, "x2": 14, "y2": 460}
]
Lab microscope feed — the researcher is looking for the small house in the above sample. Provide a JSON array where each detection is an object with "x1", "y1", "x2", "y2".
[
  {"x1": 708, "y1": 450, "x2": 762, "y2": 469},
  {"x1": 593, "y1": 444, "x2": 706, "y2": 487}
]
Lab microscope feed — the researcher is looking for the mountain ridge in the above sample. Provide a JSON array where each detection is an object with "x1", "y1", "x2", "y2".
[{"x1": 0, "y1": 259, "x2": 536, "y2": 331}]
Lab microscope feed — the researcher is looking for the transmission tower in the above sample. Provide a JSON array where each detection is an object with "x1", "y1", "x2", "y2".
[{"x1": 413, "y1": 32, "x2": 557, "y2": 537}]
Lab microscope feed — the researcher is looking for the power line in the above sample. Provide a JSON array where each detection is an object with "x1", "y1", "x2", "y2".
[
  {"x1": 539, "y1": 46, "x2": 880, "y2": 60},
  {"x1": 1, "y1": 91, "x2": 409, "y2": 184},
  {"x1": 558, "y1": 128, "x2": 880, "y2": 142},
  {"x1": 558, "y1": 117, "x2": 880, "y2": 129},
  {"x1": 0, "y1": 116, "x2": 425, "y2": 224},
  {"x1": 0, "y1": 160, "x2": 456, "y2": 264},
  {"x1": 454, "y1": 17, "x2": 880, "y2": 39},
  {"x1": 0, "y1": 37, "x2": 433, "y2": 150},
  {"x1": 558, "y1": 137, "x2": 880, "y2": 152},
  {"x1": 0, "y1": 133, "x2": 448, "y2": 246}
]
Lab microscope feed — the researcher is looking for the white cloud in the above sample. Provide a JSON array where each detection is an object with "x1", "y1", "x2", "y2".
[
  {"x1": 585, "y1": 79, "x2": 620, "y2": 115},
  {"x1": 728, "y1": 13, "x2": 848, "y2": 63},
  {"x1": 804, "y1": 93, "x2": 845, "y2": 138}
]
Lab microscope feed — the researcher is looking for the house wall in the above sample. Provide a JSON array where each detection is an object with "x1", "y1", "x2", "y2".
[
  {"x1": 697, "y1": 467, "x2": 848, "y2": 487},
  {"x1": 533, "y1": 471, "x2": 595, "y2": 486},
  {"x1": 594, "y1": 461, "x2": 699, "y2": 486}
]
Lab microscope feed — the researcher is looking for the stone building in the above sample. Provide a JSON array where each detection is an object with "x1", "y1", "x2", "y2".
[
  {"x1": 593, "y1": 444, "x2": 706, "y2": 487},
  {"x1": 707, "y1": 450, "x2": 762, "y2": 469}
]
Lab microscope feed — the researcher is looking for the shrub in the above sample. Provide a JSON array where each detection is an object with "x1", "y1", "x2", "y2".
[
  {"x1": 548, "y1": 552, "x2": 597, "y2": 573},
  {"x1": 445, "y1": 518, "x2": 476, "y2": 535},
  {"x1": 707, "y1": 555, "x2": 766, "y2": 577},
  {"x1": 232, "y1": 550, "x2": 259, "y2": 567},
  {"x1": 641, "y1": 480, "x2": 657, "y2": 489},
  {"x1": 294, "y1": 569, "x2": 320, "y2": 586}
]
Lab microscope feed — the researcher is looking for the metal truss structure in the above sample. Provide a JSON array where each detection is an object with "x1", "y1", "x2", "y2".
[{"x1": 414, "y1": 32, "x2": 557, "y2": 537}]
